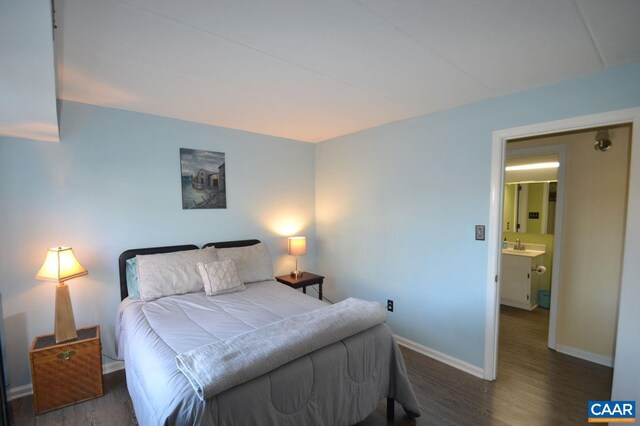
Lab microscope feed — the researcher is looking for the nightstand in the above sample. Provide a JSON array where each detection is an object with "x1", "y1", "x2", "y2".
[
  {"x1": 276, "y1": 272, "x2": 325, "y2": 300},
  {"x1": 29, "y1": 325, "x2": 104, "y2": 414}
]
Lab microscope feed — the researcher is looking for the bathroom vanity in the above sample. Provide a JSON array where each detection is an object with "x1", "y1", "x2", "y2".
[{"x1": 500, "y1": 244, "x2": 546, "y2": 310}]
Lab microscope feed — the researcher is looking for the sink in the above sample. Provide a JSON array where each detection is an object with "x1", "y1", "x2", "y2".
[{"x1": 502, "y1": 248, "x2": 545, "y2": 258}]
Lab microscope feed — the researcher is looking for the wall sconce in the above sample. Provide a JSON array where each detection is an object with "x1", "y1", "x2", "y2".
[
  {"x1": 287, "y1": 236, "x2": 306, "y2": 278},
  {"x1": 35, "y1": 247, "x2": 88, "y2": 343},
  {"x1": 594, "y1": 129, "x2": 612, "y2": 151}
]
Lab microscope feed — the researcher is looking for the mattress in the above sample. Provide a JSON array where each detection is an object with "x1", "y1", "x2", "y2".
[{"x1": 116, "y1": 280, "x2": 420, "y2": 425}]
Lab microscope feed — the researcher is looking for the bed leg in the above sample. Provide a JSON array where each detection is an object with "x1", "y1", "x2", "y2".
[{"x1": 386, "y1": 397, "x2": 394, "y2": 421}]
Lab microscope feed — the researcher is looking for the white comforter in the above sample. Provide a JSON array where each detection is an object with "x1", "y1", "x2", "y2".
[
  {"x1": 176, "y1": 297, "x2": 387, "y2": 400},
  {"x1": 116, "y1": 280, "x2": 421, "y2": 426}
]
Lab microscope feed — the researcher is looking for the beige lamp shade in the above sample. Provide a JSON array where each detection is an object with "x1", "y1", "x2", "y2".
[
  {"x1": 35, "y1": 246, "x2": 88, "y2": 283},
  {"x1": 287, "y1": 236, "x2": 306, "y2": 256}
]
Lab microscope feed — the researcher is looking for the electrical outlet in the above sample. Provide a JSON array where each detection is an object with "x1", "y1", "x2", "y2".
[
  {"x1": 475, "y1": 225, "x2": 485, "y2": 241},
  {"x1": 387, "y1": 299, "x2": 394, "y2": 312}
]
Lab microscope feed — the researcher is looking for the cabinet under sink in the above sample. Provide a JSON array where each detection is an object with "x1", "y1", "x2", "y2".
[{"x1": 500, "y1": 244, "x2": 546, "y2": 310}]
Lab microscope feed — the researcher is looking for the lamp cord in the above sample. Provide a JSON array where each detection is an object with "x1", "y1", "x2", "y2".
[
  {"x1": 102, "y1": 353, "x2": 120, "y2": 362},
  {"x1": 310, "y1": 285, "x2": 334, "y2": 304}
]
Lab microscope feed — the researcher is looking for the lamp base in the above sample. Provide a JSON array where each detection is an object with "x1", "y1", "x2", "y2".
[
  {"x1": 55, "y1": 283, "x2": 78, "y2": 343},
  {"x1": 290, "y1": 270, "x2": 303, "y2": 279}
]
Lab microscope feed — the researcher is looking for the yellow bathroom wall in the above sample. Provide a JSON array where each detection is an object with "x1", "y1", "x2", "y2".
[
  {"x1": 507, "y1": 125, "x2": 631, "y2": 362},
  {"x1": 526, "y1": 184, "x2": 544, "y2": 234}
]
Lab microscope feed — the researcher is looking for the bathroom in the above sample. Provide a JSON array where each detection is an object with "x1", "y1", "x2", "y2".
[
  {"x1": 501, "y1": 152, "x2": 557, "y2": 311},
  {"x1": 499, "y1": 124, "x2": 631, "y2": 368}
]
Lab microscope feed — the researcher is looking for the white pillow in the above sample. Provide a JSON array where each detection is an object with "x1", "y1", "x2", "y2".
[
  {"x1": 197, "y1": 259, "x2": 245, "y2": 296},
  {"x1": 137, "y1": 246, "x2": 218, "y2": 301},
  {"x1": 216, "y1": 242, "x2": 274, "y2": 284}
]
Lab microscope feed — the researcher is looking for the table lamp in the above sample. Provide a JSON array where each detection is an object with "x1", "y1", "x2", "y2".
[
  {"x1": 35, "y1": 246, "x2": 87, "y2": 343},
  {"x1": 287, "y1": 236, "x2": 306, "y2": 278}
]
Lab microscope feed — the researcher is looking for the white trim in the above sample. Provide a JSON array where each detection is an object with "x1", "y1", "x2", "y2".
[
  {"x1": 485, "y1": 107, "x2": 640, "y2": 384},
  {"x1": 555, "y1": 344, "x2": 614, "y2": 368},
  {"x1": 612, "y1": 109, "x2": 640, "y2": 400},
  {"x1": 517, "y1": 183, "x2": 529, "y2": 233},
  {"x1": 484, "y1": 129, "x2": 505, "y2": 380},
  {"x1": 547, "y1": 147, "x2": 566, "y2": 351},
  {"x1": 500, "y1": 300, "x2": 539, "y2": 311},
  {"x1": 6, "y1": 359, "x2": 125, "y2": 401},
  {"x1": 7, "y1": 383, "x2": 32, "y2": 401},
  {"x1": 395, "y1": 335, "x2": 484, "y2": 379},
  {"x1": 510, "y1": 185, "x2": 518, "y2": 232},
  {"x1": 102, "y1": 359, "x2": 125, "y2": 374},
  {"x1": 541, "y1": 182, "x2": 549, "y2": 235}
]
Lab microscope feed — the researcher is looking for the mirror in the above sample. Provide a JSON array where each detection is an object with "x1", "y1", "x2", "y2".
[
  {"x1": 504, "y1": 152, "x2": 559, "y2": 235},
  {"x1": 503, "y1": 182, "x2": 556, "y2": 234}
]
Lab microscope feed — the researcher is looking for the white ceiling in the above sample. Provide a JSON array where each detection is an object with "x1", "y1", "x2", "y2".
[{"x1": 54, "y1": 0, "x2": 640, "y2": 142}]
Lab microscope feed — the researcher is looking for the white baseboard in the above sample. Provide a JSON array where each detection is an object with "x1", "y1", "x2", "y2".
[
  {"x1": 394, "y1": 334, "x2": 484, "y2": 379},
  {"x1": 6, "y1": 359, "x2": 125, "y2": 401},
  {"x1": 555, "y1": 344, "x2": 613, "y2": 367},
  {"x1": 103, "y1": 359, "x2": 125, "y2": 374},
  {"x1": 7, "y1": 383, "x2": 32, "y2": 401}
]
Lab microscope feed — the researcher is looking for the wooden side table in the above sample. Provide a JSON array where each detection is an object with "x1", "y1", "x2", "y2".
[
  {"x1": 29, "y1": 325, "x2": 104, "y2": 414},
  {"x1": 276, "y1": 272, "x2": 325, "y2": 300}
]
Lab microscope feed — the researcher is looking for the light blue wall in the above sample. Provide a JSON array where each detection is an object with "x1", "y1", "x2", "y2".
[
  {"x1": 315, "y1": 61, "x2": 640, "y2": 368},
  {"x1": 0, "y1": 0, "x2": 59, "y2": 142},
  {"x1": 0, "y1": 101, "x2": 316, "y2": 388}
]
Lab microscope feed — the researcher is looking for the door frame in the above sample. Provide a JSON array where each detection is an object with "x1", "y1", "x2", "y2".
[{"x1": 484, "y1": 107, "x2": 640, "y2": 383}]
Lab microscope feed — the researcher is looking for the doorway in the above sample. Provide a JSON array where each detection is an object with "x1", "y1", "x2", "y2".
[
  {"x1": 499, "y1": 147, "x2": 562, "y2": 356},
  {"x1": 501, "y1": 148, "x2": 561, "y2": 316},
  {"x1": 499, "y1": 124, "x2": 632, "y2": 368},
  {"x1": 483, "y1": 108, "x2": 640, "y2": 402}
]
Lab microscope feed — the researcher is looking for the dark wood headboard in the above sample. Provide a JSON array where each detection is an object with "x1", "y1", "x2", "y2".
[
  {"x1": 201, "y1": 239, "x2": 260, "y2": 249},
  {"x1": 118, "y1": 239, "x2": 261, "y2": 300}
]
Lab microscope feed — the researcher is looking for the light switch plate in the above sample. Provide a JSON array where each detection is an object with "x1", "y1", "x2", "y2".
[{"x1": 475, "y1": 225, "x2": 485, "y2": 241}]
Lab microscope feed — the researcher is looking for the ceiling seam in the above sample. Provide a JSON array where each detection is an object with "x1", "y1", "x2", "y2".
[
  {"x1": 572, "y1": 0, "x2": 607, "y2": 68},
  {"x1": 117, "y1": 0, "x2": 423, "y2": 113},
  {"x1": 353, "y1": 0, "x2": 496, "y2": 94},
  {"x1": 62, "y1": 48, "x2": 292, "y2": 105}
]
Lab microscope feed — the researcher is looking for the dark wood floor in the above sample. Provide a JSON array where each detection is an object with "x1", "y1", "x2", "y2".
[
  {"x1": 9, "y1": 371, "x2": 136, "y2": 426},
  {"x1": 360, "y1": 306, "x2": 613, "y2": 425},
  {"x1": 10, "y1": 306, "x2": 612, "y2": 425}
]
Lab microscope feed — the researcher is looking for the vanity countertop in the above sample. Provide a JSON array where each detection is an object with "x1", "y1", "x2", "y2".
[{"x1": 502, "y1": 248, "x2": 545, "y2": 258}]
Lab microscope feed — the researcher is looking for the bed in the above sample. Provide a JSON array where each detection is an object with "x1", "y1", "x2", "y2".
[{"x1": 115, "y1": 239, "x2": 420, "y2": 425}]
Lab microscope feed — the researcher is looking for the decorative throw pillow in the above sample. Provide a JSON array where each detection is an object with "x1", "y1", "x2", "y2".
[
  {"x1": 136, "y1": 246, "x2": 218, "y2": 301},
  {"x1": 216, "y1": 242, "x2": 274, "y2": 284},
  {"x1": 125, "y1": 257, "x2": 140, "y2": 299},
  {"x1": 197, "y1": 259, "x2": 245, "y2": 296}
]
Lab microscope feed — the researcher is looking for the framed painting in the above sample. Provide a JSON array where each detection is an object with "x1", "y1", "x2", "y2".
[{"x1": 180, "y1": 148, "x2": 227, "y2": 209}]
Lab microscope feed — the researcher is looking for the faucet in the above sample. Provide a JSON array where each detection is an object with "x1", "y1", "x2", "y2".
[{"x1": 515, "y1": 239, "x2": 526, "y2": 250}]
